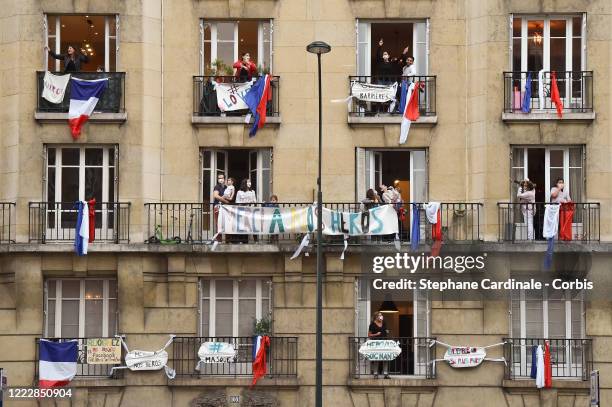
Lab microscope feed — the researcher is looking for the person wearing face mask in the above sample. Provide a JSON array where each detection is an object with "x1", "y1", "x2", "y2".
[
  {"x1": 368, "y1": 312, "x2": 390, "y2": 379},
  {"x1": 235, "y1": 179, "x2": 257, "y2": 243},
  {"x1": 233, "y1": 52, "x2": 257, "y2": 82},
  {"x1": 550, "y1": 178, "x2": 571, "y2": 203},
  {"x1": 212, "y1": 174, "x2": 230, "y2": 242}
]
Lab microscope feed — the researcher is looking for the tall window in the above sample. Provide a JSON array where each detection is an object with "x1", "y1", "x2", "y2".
[
  {"x1": 356, "y1": 20, "x2": 429, "y2": 76},
  {"x1": 200, "y1": 279, "x2": 272, "y2": 337},
  {"x1": 45, "y1": 279, "x2": 118, "y2": 338},
  {"x1": 200, "y1": 20, "x2": 272, "y2": 75},
  {"x1": 45, "y1": 15, "x2": 119, "y2": 72}
]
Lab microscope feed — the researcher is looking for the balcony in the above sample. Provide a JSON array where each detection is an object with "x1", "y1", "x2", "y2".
[
  {"x1": 35, "y1": 337, "x2": 124, "y2": 379},
  {"x1": 497, "y1": 202, "x2": 600, "y2": 242},
  {"x1": 170, "y1": 336, "x2": 298, "y2": 380},
  {"x1": 502, "y1": 71, "x2": 594, "y2": 121},
  {"x1": 0, "y1": 202, "x2": 15, "y2": 244},
  {"x1": 144, "y1": 202, "x2": 482, "y2": 245},
  {"x1": 503, "y1": 338, "x2": 592, "y2": 381},
  {"x1": 347, "y1": 75, "x2": 436, "y2": 125},
  {"x1": 192, "y1": 76, "x2": 280, "y2": 125},
  {"x1": 35, "y1": 71, "x2": 126, "y2": 123},
  {"x1": 348, "y1": 337, "x2": 436, "y2": 379},
  {"x1": 29, "y1": 202, "x2": 130, "y2": 244}
]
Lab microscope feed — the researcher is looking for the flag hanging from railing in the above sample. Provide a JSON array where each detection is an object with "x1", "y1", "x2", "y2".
[
  {"x1": 244, "y1": 75, "x2": 272, "y2": 137},
  {"x1": 68, "y1": 77, "x2": 109, "y2": 139},
  {"x1": 39, "y1": 339, "x2": 78, "y2": 388},
  {"x1": 251, "y1": 335, "x2": 270, "y2": 386},
  {"x1": 550, "y1": 71, "x2": 563, "y2": 118},
  {"x1": 74, "y1": 201, "x2": 89, "y2": 256},
  {"x1": 399, "y1": 81, "x2": 420, "y2": 144},
  {"x1": 521, "y1": 72, "x2": 532, "y2": 113}
]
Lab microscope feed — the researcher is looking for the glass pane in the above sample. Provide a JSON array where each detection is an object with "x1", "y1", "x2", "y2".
[
  {"x1": 550, "y1": 20, "x2": 566, "y2": 37},
  {"x1": 216, "y1": 152, "x2": 225, "y2": 171},
  {"x1": 47, "y1": 299, "x2": 56, "y2": 337},
  {"x1": 109, "y1": 15, "x2": 117, "y2": 36},
  {"x1": 201, "y1": 280, "x2": 210, "y2": 297},
  {"x1": 85, "y1": 280, "x2": 103, "y2": 299},
  {"x1": 215, "y1": 299, "x2": 233, "y2": 337},
  {"x1": 550, "y1": 150, "x2": 564, "y2": 167},
  {"x1": 571, "y1": 299, "x2": 582, "y2": 338},
  {"x1": 47, "y1": 15, "x2": 56, "y2": 34},
  {"x1": 108, "y1": 299, "x2": 117, "y2": 335},
  {"x1": 511, "y1": 291, "x2": 520, "y2": 336},
  {"x1": 61, "y1": 167, "x2": 79, "y2": 203},
  {"x1": 527, "y1": 20, "x2": 544, "y2": 72},
  {"x1": 216, "y1": 280, "x2": 233, "y2": 297},
  {"x1": 217, "y1": 22, "x2": 234, "y2": 41},
  {"x1": 48, "y1": 148, "x2": 56, "y2": 166},
  {"x1": 108, "y1": 167, "x2": 115, "y2": 201},
  {"x1": 512, "y1": 39, "x2": 521, "y2": 71},
  {"x1": 238, "y1": 20, "x2": 258, "y2": 69},
  {"x1": 239, "y1": 299, "x2": 256, "y2": 336},
  {"x1": 512, "y1": 17, "x2": 521, "y2": 37},
  {"x1": 262, "y1": 23, "x2": 271, "y2": 70},
  {"x1": 548, "y1": 297, "x2": 566, "y2": 338},
  {"x1": 217, "y1": 42, "x2": 234, "y2": 68},
  {"x1": 550, "y1": 38, "x2": 566, "y2": 77},
  {"x1": 85, "y1": 299, "x2": 103, "y2": 337},
  {"x1": 109, "y1": 38, "x2": 116, "y2": 72},
  {"x1": 525, "y1": 290, "x2": 543, "y2": 337},
  {"x1": 569, "y1": 167, "x2": 582, "y2": 202},
  {"x1": 109, "y1": 280, "x2": 117, "y2": 297},
  {"x1": 108, "y1": 148, "x2": 115, "y2": 166},
  {"x1": 85, "y1": 167, "x2": 103, "y2": 201},
  {"x1": 572, "y1": 38, "x2": 581, "y2": 73},
  {"x1": 201, "y1": 299, "x2": 210, "y2": 336},
  {"x1": 62, "y1": 280, "x2": 80, "y2": 298},
  {"x1": 262, "y1": 299, "x2": 270, "y2": 316},
  {"x1": 62, "y1": 148, "x2": 80, "y2": 166},
  {"x1": 47, "y1": 168, "x2": 56, "y2": 203},
  {"x1": 61, "y1": 300, "x2": 79, "y2": 338},
  {"x1": 239, "y1": 280, "x2": 256, "y2": 297},
  {"x1": 47, "y1": 281, "x2": 56, "y2": 298}
]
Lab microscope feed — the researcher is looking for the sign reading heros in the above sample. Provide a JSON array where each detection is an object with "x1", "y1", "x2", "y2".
[
  {"x1": 358, "y1": 340, "x2": 402, "y2": 361},
  {"x1": 198, "y1": 342, "x2": 237, "y2": 363},
  {"x1": 217, "y1": 204, "x2": 399, "y2": 236},
  {"x1": 443, "y1": 346, "x2": 487, "y2": 368},
  {"x1": 214, "y1": 80, "x2": 254, "y2": 111},
  {"x1": 350, "y1": 81, "x2": 398, "y2": 103},
  {"x1": 86, "y1": 338, "x2": 122, "y2": 364}
]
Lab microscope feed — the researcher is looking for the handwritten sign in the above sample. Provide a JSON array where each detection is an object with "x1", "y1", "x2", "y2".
[
  {"x1": 125, "y1": 349, "x2": 169, "y2": 371},
  {"x1": 358, "y1": 340, "x2": 402, "y2": 361},
  {"x1": 86, "y1": 338, "x2": 122, "y2": 364},
  {"x1": 443, "y1": 346, "x2": 486, "y2": 368},
  {"x1": 198, "y1": 342, "x2": 237, "y2": 363},
  {"x1": 214, "y1": 80, "x2": 254, "y2": 111}
]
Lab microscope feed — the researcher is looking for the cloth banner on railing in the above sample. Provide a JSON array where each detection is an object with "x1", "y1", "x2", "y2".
[
  {"x1": 110, "y1": 335, "x2": 176, "y2": 379},
  {"x1": 42, "y1": 71, "x2": 71, "y2": 104},
  {"x1": 213, "y1": 79, "x2": 254, "y2": 111},
  {"x1": 429, "y1": 339, "x2": 506, "y2": 374},
  {"x1": 350, "y1": 81, "x2": 398, "y2": 103}
]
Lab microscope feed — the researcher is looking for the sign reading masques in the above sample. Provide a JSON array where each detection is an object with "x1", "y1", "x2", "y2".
[
  {"x1": 359, "y1": 340, "x2": 402, "y2": 361},
  {"x1": 350, "y1": 81, "x2": 398, "y2": 103},
  {"x1": 217, "y1": 204, "x2": 399, "y2": 235},
  {"x1": 86, "y1": 338, "x2": 122, "y2": 364},
  {"x1": 198, "y1": 342, "x2": 237, "y2": 363},
  {"x1": 443, "y1": 346, "x2": 487, "y2": 368},
  {"x1": 214, "y1": 80, "x2": 254, "y2": 111}
]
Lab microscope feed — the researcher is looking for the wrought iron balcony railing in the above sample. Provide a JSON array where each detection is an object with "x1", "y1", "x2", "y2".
[
  {"x1": 503, "y1": 71, "x2": 593, "y2": 114},
  {"x1": 29, "y1": 202, "x2": 130, "y2": 243},
  {"x1": 170, "y1": 336, "x2": 298, "y2": 378},
  {"x1": 498, "y1": 202, "x2": 600, "y2": 242},
  {"x1": 348, "y1": 75, "x2": 436, "y2": 117},
  {"x1": 36, "y1": 71, "x2": 125, "y2": 113},
  {"x1": 349, "y1": 337, "x2": 436, "y2": 379},
  {"x1": 193, "y1": 75, "x2": 280, "y2": 117},
  {"x1": 144, "y1": 202, "x2": 482, "y2": 245},
  {"x1": 35, "y1": 337, "x2": 124, "y2": 379},
  {"x1": 503, "y1": 338, "x2": 592, "y2": 380},
  {"x1": 0, "y1": 202, "x2": 15, "y2": 244}
]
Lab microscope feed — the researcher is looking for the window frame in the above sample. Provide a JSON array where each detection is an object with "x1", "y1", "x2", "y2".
[
  {"x1": 199, "y1": 279, "x2": 272, "y2": 337},
  {"x1": 44, "y1": 278, "x2": 118, "y2": 338}
]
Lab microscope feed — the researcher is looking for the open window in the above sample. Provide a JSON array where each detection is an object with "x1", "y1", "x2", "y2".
[
  {"x1": 200, "y1": 20, "x2": 272, "y2": 75},
  {"x1": 45, "y1": 14, "x2": 118, "y2": 72},
  {"x1": 355, "y1": 279, "x2": 430, "y2": 376}
]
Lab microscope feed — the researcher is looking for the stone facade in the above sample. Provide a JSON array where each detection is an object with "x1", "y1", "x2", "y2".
[{"x1": 0, "y1": 0, "x2": 611, "y2": 406}]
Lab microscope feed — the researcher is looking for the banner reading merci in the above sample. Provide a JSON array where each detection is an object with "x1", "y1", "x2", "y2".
[{"x1": 217, "y1": 204, "x2": 399, "y2": 236}]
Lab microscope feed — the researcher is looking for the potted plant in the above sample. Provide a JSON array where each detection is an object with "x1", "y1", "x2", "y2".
[{"x1": 253, "y1": 316, "x2": 272, "y2": 336}]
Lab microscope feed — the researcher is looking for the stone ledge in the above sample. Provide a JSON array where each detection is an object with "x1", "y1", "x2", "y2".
[
  {"x1": 191, "y1": 115, "x2": 281, "y2": 125},
  {"x1": 168, "y1": 377, "x2": 299, "y2": 388},
  {"x1": 34, "y1": 111, "x2": 127, "y2": 123},
  {"x1": 68, "y1": 378, "x2": 126, "y2": 387},
  {"x1": 348, "y1": 115, "x2": 437, "y2": 125},
  {"x1": 502, "y1": 112, "x2": 595, "y2": 122},
  {"x1": 348, "y1": 377, "x2": 438, "y2": 389},
  {"x1": 502, "y1": 378, "x2": 589, "y2": 391}
]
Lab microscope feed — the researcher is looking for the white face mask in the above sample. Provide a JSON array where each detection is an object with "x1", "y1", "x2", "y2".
[{"x1": 247, "y1": 181, "x2": 252, "y2": 188}]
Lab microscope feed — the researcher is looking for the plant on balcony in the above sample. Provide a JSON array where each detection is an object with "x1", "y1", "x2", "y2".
[
  {"x1": 210, "y1": 59, "x2": 233, "y2": 82},
  {"x1": 257, "y1": 64, "x2": 270, "y2": 75},
  {"x1": 253, "y1": 316, "x2": 272, "y2": 336}
]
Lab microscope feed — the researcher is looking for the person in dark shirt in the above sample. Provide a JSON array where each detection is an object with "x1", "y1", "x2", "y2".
[
  {"x1": 45, "y1": 44, "x2": 89, "y2": 73},
  {"x1": 212, "y1": 174, "x2": 229, "y2": 241},
  {"x1": 375, "y1": 39, "x2": 402, "y2": 84},
  {"x1": 368, "y1": 311, "x2": 390, "y2": 378}
]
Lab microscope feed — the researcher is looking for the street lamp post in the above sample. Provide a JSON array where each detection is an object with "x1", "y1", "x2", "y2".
[{"x1": 306, "y1": 40, "x2": 331, "y2": 407}]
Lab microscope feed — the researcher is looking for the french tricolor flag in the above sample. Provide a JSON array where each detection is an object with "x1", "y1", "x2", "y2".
[
  {"x1": 68, "y1": 78, "x2": 109, "y2": 139},
  {"x1": 39, "y1": 339, "x2": 78, "y2": 388},
  {"x1": 251, "y1": 335, "x2": 270, "y2": 386},
  {"x1": 243, "y1": 75, "x2": 272, "y2": 137},
  {"x1": 399, "y1": 81, "x2": 421, "y2": 144}
]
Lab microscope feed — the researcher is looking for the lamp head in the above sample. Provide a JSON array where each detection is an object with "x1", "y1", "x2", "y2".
[{"x1": 307, "y1": 41, "x2": 331, "y2": 55}]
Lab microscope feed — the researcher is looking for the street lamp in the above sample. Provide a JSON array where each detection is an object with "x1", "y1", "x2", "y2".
[{"x1": 307, "y1": 40, "x2": 331, "y2": 407}]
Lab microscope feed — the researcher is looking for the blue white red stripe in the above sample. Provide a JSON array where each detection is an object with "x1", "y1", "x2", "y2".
[
  {"x1": 243, "y1": 75, "x2": 272, "y2": 137},
  {"x1": 68, "y1": 78, "x2": 109, "y2": 139},
  {"x1": 38, "y1": 339, "x2": 78, "y2": 388}
]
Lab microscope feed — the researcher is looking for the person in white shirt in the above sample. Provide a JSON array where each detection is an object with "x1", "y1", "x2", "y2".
[
  {"x1": 516, "y1": 179, "x2": 536, "y2": 240},
  {"x1": 402, "y1": 56, "x2": 417, "y2": 78},
  {"x1": 550, "y1": 178, "x2": 571, "y2": 203},
  {"x1": 235, "y1": 179, "x2": 257, "y2": 243},
  {"x1": 222, "y1": 177, "x2": 236, "y2": 202}
]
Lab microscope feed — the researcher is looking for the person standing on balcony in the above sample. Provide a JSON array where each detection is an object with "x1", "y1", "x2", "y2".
[
  {"x1": 375, "y1": 39, "x2": 402, "y2": 84},
  {"x1": 235, "y1": 179, "x2": 257, "y2": 243},
  {"x1": 550, "y1": 178, "x2": 571, "y2": 203},
  {"x1": 212, "y1": 174, "x2": 229, "y2": 242},
  {"x1": 222, "y1": 177, "x2": 236, "y2": 203},
  {"x1": 402, "y1": 56, "x2": 417, "y2": 79},
  {"x1": 361, "y1": 189, "x2": 380, "y2": 211},
  {"x1": 233, "y1": 52, "x2": 257, "y2": 82},
  {"x1": 517, "y1": 179, "x2": 536, "y2": 240},
  {"x1": 45, "y1": 45, "x2": 89, "y2": 73},
  {"x1": 368, "y1": 312, "x2": 390, "y2": 379}
]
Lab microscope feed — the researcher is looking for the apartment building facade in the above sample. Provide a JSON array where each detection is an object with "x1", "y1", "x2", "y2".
[{"x1": 0, "y1": 0, "x2": 610, "y2": 406}]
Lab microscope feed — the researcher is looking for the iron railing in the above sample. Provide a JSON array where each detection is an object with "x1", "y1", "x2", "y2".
[
  {"x1": 503, "y1": 338, "x2": 592, "y2": 380},
  {"x1": 36, "y1": 71, "x2": 126, "y2": 113},
  {"x1": 498, "y1": 202, "x2": 600, "y2": 242},
  {"x1": 170, "y1": 336, "x2": 298, "y2": 378},
  {"x1": 349, "y1": 337, "x2": 436, "y2": 379},
  {"x1": 193, "y1": 75, "x2": 280, "y2": 117},
  {"x1": 348, "y1": 75, "x2": 436, "y2": 117},
  {"x1": 35, "y1": 337, "x2": 124, "y2": 378},
  {"x1": 144, "y1": 202, "x2": 482, "y2": 244},
  {"x1": 503, "y1": 71, "x2": 593, "y2": 113},
  {"x1": 29, "y1": 202, "x2": 130, "y2": 243},
  {"x1": 0, "y1": 202, "x2": 15, "y2": 243}
]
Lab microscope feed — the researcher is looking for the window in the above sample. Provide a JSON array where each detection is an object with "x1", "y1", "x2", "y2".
[
  {"x1": 200, "y1": 20, "x2": 272, "y2": 75},
  {"x1": 45, "y1": 279, "x2": 118, "y2": 338},
  {"x1": 45, "y1": 145, "x2": 118, "y2": 231},
  {"x1": 200, "y1": 279, "x2": 272, "y2": 337},
  {"x1": 45, "y1": 15, "x2": 119, "y2": 72},
  {"x1": 356, "y1": 20, "x2": 429, "y2": 76}
]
